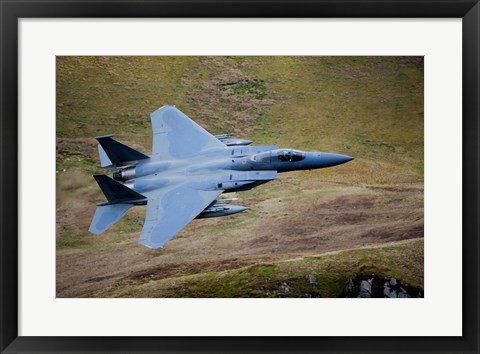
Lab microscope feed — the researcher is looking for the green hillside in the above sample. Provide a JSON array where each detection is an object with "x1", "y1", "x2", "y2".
[{"x1": 56, "y1": 56, "x2": 423, "y2": 298}]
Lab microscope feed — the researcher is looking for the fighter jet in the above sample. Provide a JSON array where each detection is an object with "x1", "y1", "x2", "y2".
[{"x1": 89, "y1": 105, "x2": 353, "y2": 249}]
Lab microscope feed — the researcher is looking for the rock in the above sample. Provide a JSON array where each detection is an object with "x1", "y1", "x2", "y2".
[
  {"x1": 345, "y1": 275, "x2": 357, "y2": 295},
  {"x1": 397, "y1": 287, "x2": 411, "y2": 298},
  {"x1": 357, "y1": 279, "x2": 372, "y2": 298},
  {"x1": 384, "y1": 286, "x2": 397, "y2": 298},
  {"x1": 343, "y1": 275, "x2": 422, "y2": 298},
  {"x1": 346, "y1": 278, "x2": 354, "y2": 293},
  {"x1": 384, "y1": 282, "x2": 392, "y2": 297},
  {"x1": 306, "y1": 275, "x2": 318, "y2": 288},
  {"x1": 279, "y1": 282, "x2": 290, "y2": 293}
]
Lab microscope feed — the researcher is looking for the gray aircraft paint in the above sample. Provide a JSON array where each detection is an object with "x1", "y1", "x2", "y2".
[
  {"x1": 89, "y1": 203, "x2": 133, "y2": 234},
  {"x1": 89, "y1": 105, "x2": 353, "y2": 250}
]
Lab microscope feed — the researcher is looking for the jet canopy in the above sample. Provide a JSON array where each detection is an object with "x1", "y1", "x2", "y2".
[
  {"x1": 274, "y1": 149, "x2": 306, "y2": 162},
  {"x1": 251, "y1": 149, "x2": 306, "y2": 163}
]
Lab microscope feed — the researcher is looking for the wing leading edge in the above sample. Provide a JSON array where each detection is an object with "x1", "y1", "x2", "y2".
[
  {"x1": 139, "y1": 184, "x2": 222, "y2": 249},
  {"x1": 150, "y1": 105, "x2": 225, "y2": 160}
]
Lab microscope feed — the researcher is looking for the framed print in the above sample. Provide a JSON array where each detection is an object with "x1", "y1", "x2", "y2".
[{"x1": 1, "y1": 1, "x2": 479, "y2": 353}]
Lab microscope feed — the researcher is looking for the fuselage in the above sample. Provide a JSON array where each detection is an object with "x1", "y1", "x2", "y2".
[
  {"x1": 116, "y1": 146, "x2": 353, "y2": 195},
  {"x1": 90, "y1": 105, "x2": 355, "y2": 249}
]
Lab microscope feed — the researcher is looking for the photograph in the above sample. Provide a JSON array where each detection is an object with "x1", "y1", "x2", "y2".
[
  {"x1": 56, "y1": 56, "x2": 424, "y2": 298},
  {"x1": 2, "y1": 0, "x2": 477, "y2": 351}
]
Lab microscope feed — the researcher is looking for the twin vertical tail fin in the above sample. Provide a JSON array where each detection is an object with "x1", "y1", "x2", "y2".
[
  {"x1": 96, "y1": 135, "x2": 149, "y2": 168},
  {"x1": 89, "y1": 174, "x2": 146, "y2": 235},
  {"x1": 93, "y1": 174, "x2": 146, "y2": 205}
]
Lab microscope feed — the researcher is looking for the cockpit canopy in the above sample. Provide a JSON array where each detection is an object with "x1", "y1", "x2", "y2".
[
  {"x1": 275, "y1": 149, "x2": 306, "y2": 162},
  {"x1": 252, "y1": 149, "x2": 306, "y2": 163}
]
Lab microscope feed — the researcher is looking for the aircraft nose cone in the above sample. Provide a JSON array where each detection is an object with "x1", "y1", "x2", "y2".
[{"x1": 319, "y1": 152, "x2": 354, "y2": 167}]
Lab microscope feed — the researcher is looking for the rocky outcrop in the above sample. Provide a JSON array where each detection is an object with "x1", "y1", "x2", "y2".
[
  {"x1": 342, "y1": 274, "x2": 423, "y2": 298},
  {"x1": 358, "y1": 279, "x2": 373, "y2": 298},
  {"x1": 383, "y1": 278, "x2": 414, "y2": 298}
]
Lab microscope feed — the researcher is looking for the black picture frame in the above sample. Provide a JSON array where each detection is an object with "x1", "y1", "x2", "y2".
[{"x1": 1, "y1": 1, "x2": 478, "y2": 353}]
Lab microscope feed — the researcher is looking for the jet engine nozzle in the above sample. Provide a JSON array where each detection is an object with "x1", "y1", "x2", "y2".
[{"x1": 113, "y1": 166, "x2": 136, "y2": 182}]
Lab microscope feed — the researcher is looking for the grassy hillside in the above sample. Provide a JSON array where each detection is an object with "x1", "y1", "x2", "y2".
[
  {"x1": 88, "y1": 238, "x2": 423, "y2": 298},
  {"x1": 56, "y1": 56, "x2": 423, "y2": 297}
]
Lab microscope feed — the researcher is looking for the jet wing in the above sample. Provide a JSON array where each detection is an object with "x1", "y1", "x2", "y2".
[
  {"x1": 139, "y1": 184, "x2": 222, "y2": 249},
  {"x1": 150, "y1": 105, "x2": 226, "y2": 160}
]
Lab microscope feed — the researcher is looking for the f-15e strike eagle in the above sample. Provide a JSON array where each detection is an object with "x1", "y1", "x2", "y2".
[{"x1": 89, "y1": 105, "x2": 353, "y2": 249}]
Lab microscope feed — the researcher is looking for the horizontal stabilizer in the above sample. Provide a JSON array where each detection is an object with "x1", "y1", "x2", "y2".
[
  {"x1": 96, "y1": 135, "x2": 149, "y2": 166},
  {"x1": 94, "y1": 174, "x2": 146, "y2": 204},
  {"x1": 89, "y1": 203, "x2": 133, "y2": 234}
]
